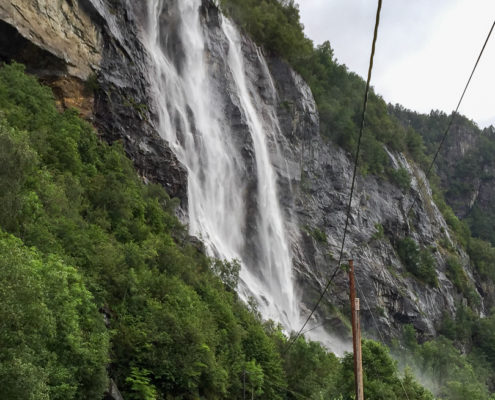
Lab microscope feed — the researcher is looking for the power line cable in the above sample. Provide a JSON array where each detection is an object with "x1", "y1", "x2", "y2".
[
  {"x1": 352, "y1": 23, "x2": 495, "y2": 400},
  {"x1": 243, "y1": 370, "x2": 313, "y2": 400},
  {"x1": 283, "y1": 0, "x2": 383, "y2": 355},
  {"x1": 406, "y1": 19, "x2": 495, "y2": 218},
  {"x1": 300, "y1": 320, "x2": 328, "y2": 336},
  {"x1": 283, "y1": 11, "x2": 494, "y2": 400}
]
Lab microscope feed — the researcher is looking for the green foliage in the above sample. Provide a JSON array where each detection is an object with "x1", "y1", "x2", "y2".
[
  {"x1": 372, "y1": 223, "x2": 385, "y2": 240},
  {"x1": 388, "y1": 167, "x2": 411, "y2": 192},
  {"x1": 405, "y1": 127, "x2": 428, "y2": 167},
  {"x1": 439, "y1": 304, "x2": 477, "y2": 344},
  {"x1": 469, "y1": 237, "x2": 495, "y2": 281},
  {"x1": 432, "y1": 188, "x2": 471, "y2": 248},
  {"x1": 211, "y1": 258, "x2": 241, "y2": 290},
  {"x1": 467, "y1": 205, "x2": 495, "y2": 247},
  {"x1": 125, "y1": 368, "x2": 157, "y2": 400},
  {"x1": 397, "y1": 326, "x2": 494, "y2": 400},
  {"x1": 244, "y1": 360, "x2": 264, "y2": 398},
  {"x1": 310, "y1": 227, "x2": 328, "y2": 243},
  {"x1": 396, "y1": 237, "x2": 437, "y2": 286},
  {"x1": 0, "y1": 120, "x2": 39, "y2": 232},
  {"x1": 0, "y1": 231, "x2": 109, "y2": 400},
  {"x1": 339, "y1": 340, "x2": 433, "y2": 400},
  {"x1": 279, "y1": 335, "x2": 340, "y2": 399},
  {"x1": 446, "y1": 255, "x2": 480, "y2": 306},
  {"x1": 84, "y1": 73, "x2": 99, "y2": 94},
  {"x1": 473, "y1": 311, "x2": 495, "y2": 370},
  {"x1": 219, "y1": 0, "x2": 313, "y2": 65}
]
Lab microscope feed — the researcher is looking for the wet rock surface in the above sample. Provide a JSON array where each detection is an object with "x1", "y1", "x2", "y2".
[{"x1": 86, "y1": 0, "x2": 188, "y2": 203}]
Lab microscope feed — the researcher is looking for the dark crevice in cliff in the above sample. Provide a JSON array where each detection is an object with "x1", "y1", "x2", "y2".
[{"x1": 0, "y1": 20, "x2": 67, "y2": 76}]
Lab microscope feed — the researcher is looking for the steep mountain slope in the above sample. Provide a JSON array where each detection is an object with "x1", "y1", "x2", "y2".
[
  {"x1": 391, "y1": 106, "x2": 495, "y2": 246},
  {"x1": 0, "y1": 0, "x2": 486, "y2": 345},
  {"x1": 2, "y1": 0, "x2": 495, "y2": 398}
]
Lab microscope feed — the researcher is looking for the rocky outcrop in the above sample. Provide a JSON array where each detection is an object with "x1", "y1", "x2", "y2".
[
  {"x1": 0, "y1": 0, "x2": 188, "y2": 203},
  {"x1": 439, "y1": 123, "x2": 495, "y2": 237},
  {"x1": 0, "y1": 0, "x2": 101, "y2": 79},
  {"x1": 41, "y1": 75, "x2": 95, "y2": 118},
  {"x1": 0, "y1": 0, "x2": 98, "y2": 118},
  {"x1": 104, "y1": 379, "x2": 124, "y2": 400},
  {"x1": 391, "y1": 108, "x2": 495, "y2": 238}
]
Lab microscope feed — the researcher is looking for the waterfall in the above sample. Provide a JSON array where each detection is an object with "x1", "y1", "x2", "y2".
[{"x1": 142, "y1": 0, "x2": 300, "y2": 330}]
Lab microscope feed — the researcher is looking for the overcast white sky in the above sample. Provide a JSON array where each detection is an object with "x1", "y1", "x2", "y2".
[{"x1": 296, "y1": 0, "x2": 495, "y2": 128}]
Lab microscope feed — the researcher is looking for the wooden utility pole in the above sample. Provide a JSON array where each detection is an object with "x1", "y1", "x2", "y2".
[
  {"x1": 243, "y1": 369, "x2": 246, "y2": 400},
  {"x1": 349, "y1": 259, "x2": 364, "y2": 400}
]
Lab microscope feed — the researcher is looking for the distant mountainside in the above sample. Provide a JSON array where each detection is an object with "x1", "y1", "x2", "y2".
[{"x1": 390, "y1": 105, "x2": 495, "y2": 245}]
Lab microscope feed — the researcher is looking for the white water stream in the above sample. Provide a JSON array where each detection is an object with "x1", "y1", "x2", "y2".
[{"x1": 142, "y1": 0, "x2": 301, "y2": 329}]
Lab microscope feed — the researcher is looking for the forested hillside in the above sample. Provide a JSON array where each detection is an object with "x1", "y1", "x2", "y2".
[{"x1": 0, "y1": 62, "x2": 436, "y2": 400}]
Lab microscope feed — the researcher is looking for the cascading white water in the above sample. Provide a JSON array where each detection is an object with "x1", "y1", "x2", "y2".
[
  {"x1": 142, "y1": 0, "x2": 300, "y2": 330},
  {"x1": 222, "y1": 20, "x2": 300, "y2": 327}
]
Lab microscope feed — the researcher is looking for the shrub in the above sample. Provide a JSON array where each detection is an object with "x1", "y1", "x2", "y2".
[
  {"x1": 372, "y1": 223, "x2": 385, "y2": 240},
  {"x1": 388, "y1": 167, "x2": 411, "y2": 191},
  {"x1": 446, "y1": 255, "x2": 480, "y2": 306},
  {"x1": 311, "y1": 227, "x2": 327, "y2": 243},
  {"x1": 396, "y1": 237, "x2": 437, "y2": 286}
]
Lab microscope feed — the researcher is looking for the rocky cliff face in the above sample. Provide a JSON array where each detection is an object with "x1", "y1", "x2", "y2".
[
  {"x1": 265, "y1": 57, "x2": 481, "y2": 341},
  {"x1": 0, "y1": 0, "x2": 103, "y2": 117},
  {"x1": 430, "y1": 120, "x2": 492, "y2": 219},
  {"x1": 0, "y1": 0, "x2": 101, "y2": 79},
  {"x1": 392, "y1": 107, "x2": 495, "y2": 256},
  {"x1": 0, "y1": 0, "x2": 187, "y2": 202},
  {"x1": 0, "y1": 0, "x2": 483, "y2": 346},
  {"x1": 438, "y1": 123, "x2": 495, "y2": 243}
]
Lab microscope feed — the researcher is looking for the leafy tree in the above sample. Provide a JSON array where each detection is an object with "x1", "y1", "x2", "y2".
[
  {"x1": 125, "y1": 368, "x2": 158, "y2": 400},
  {"x1": 0, "y1": 231, "x2": 109, "y2": 400},
  {"x1": 244, "y1": 360, "x2": 264, "y2": 399},
  {"x1": 281, "y1": 335, "x2": 340, "y2": 399},
  {"x1": 339, "y1": 340, "x2": 433, "y2": 400}
]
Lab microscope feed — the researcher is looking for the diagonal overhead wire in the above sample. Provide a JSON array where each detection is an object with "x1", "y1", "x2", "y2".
[
  {"x1": 281, "y1": 10, "x2": 495, "y2": 400},
  {"x1": 283, "y1": 0, "x2": 383, "y2": 355},
  {"x1": 406, "y1": 19, "x2": 495, "y2": 218},
  {"x1": 347, "y1": 19, "x2": 495, "y2": 400}
]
